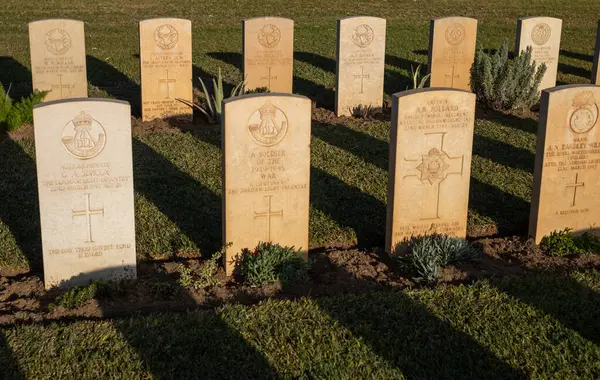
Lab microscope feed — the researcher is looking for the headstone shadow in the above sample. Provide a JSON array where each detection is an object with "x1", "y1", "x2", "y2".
[
  {"x1": 310, "y1": 167, "x2": 385, "y2": 247},
  {"x1": 384, "y1": 54, "x2": 424, "y2": 95},
  {"x1": 557, "y1": 62, "x2": 591, "y2": 80},
  {"x1": 0, "y1": 57, "x2": 32, "y2": 100},
  {"x1": 559, "y1": 49, "x2": 594, "y2": 63},
  {"x1": 132, "y1": 138, "x2": 221, "y2": 258},
  {"x1": 476, "y1": 107, "x2": 538, "y2": 135},
  {"x1": 293, "y1": 77, "x2": 334, "y2": 109},
  {"x1": 86, "y1": 55, "x2": 142, "y2": 116},
  {"x1": 295, "y1": 52, "x2": 336, "y2": 74},
  {"x1": 314, "y1": 256, "x2": 526, "y2": 379},
  {"x1": 473, "y1": 134, "x2": 535, "y2": 173},
  {"x1": 0, "y1": 139, "x2": 42, "y2": 272},
  {"x1": 206, "y1": 51, "x2": 243, "y2": 71},
  {"x1": 0, "y1": 330, "x2": 24, "y2": 379}
]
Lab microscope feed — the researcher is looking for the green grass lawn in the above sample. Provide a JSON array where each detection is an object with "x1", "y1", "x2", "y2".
[
  {"x1": 1, "y1": 0, "x2": 598, "y2": 273},
  {"x1": 2, "y1": 269, "x2": 600, "y2": 378},
  {"x1": 1, "y1": 1, "x2": 600, "y2": 377}
]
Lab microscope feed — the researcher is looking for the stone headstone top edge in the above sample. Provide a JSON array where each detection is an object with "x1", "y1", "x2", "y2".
[{"x1": 33, "y1": 97, "x2": 130, "y2": 110}]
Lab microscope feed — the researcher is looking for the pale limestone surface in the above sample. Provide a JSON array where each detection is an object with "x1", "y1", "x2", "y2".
[
  {"x1": 243, "y1": 17, "x2": 294, "y2": 93},
  {"x1": 335, "y1": 16, "x2": 386, "y2": 116},
  {"x1": 529, "y1": 85, "x2": 600, "y2": 243},
  {"x1": 33, "y1": 99, "x2": 136, "y2": 289},
  {"x1": 222, "y1": 93, "x2": 311, "y2": 275},
  {"x1": 29, "y1": 19, "x2": 88, "y2": 101},
  {"x1": 428, "y1": 17, "x2": 477, "y2": 91},
  {"x1": 515, "y1": 17, "x2": 562, "y2": 91},
  {"x1": 386, "y1": 88, "x2": 475, "y2": 255},
  {"x1": 140, "y1": 18, "x2": 193, "y2": 121}
]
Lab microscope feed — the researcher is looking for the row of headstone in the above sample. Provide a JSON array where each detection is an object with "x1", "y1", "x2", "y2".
[
  {"x1": 28, "y1": 16, "x2": 582, "y2": 121},
  {"x1": 33, "y1": 82, "x2": 600, "y2": 288}
]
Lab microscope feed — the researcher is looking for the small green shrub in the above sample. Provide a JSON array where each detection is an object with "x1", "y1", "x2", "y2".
[
  {"x1": 245, "y1": 87, "x2": 269, "y2": 94},
  {"x1": 49, "y1": 281, "x2": 104, "y2": 311},
  {"x1": 235, "y1": 242, "x2": 308, "y2": 287},
  {"x1": 177, "y1": 244, "x2": 229, "y2": 290},
  {"x1": 177, "y1": 68, "x2": 244, "y2": 124},
  {"x1": 470, "y1": 41, "x2": 546, "y2": 111},
  {"x1": 350, "y1": 104, "x2": 382, "y2": 119},
  {"x1": 399, "y1": 235, "x2": 476, "y2": 283},
  {"x1": 410, "y1": 64, "x2": 430, "y2": 90},
  {"x1": 0, "y1": 83, "x2": 48, "y2": 131},
  {"x1": 541, "y1": 229, "x2": 600, "y2": 257}
]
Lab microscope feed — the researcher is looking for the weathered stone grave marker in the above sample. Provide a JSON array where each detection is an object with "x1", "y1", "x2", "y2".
[
  {"x1": 530, "y1": 85, "x2": 600, "y2": 242},
  {"x1": 33, "y1": 99, "x2": 136, "y2": 289},
  {"x1": 28, "y1": 19, "x2": 88, "y2": 101},
  {"x1": 386, "y1": 88, "x2": 475, "y2": 255},
  {"x1": 428, "y1": 17, "x2": 477, "y2": 91},
  {"x1": 222, "y1": 93, "x2": 311, "y2": 275},
  {"x1": 592, "y1": 21, "x2": 600, "y2": 85},
  {"x1": 139, "y1": 18, "x2": 193, "y2": 121},
  {"x1": 335, "y1": 16, "x2": 386, "y2": 116},
  {"x1": 243, "y1": 17, "x2": 294, "y2": 93},
  {"x1": 515, "y1": 17, "x2": 562, "y2": 91}
]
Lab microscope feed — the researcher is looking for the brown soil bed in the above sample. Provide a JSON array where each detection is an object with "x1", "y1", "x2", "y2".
[{"x1": 1, "y1": 236, "x2": 599, "y2": 326}]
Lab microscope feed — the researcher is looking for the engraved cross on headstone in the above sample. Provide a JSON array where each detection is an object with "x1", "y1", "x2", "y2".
[
  {"x1": 254, "y1": 195, "x2": 283, "y2": 241},
  {"x1": 445, "y1": 64, "x2": 460, "y2": 87},
  {"x1": 354, "y1": 66, "x2": 370, "y2": 94},
  {"x1": 403, "y1": 132, "x2": 464, "y2": 219},
  {"x1": 261, "y1": 67, "x2": 277, "y2": 90},
  {"x1": 158, "y1": 69, "x2": 177, "y2": 99},
  {"x1": 51, "y1": 74, "x2": 72, "y2": 99},
  {"x1": 566, "y1": 173, "x2": 585, "y2": 207},
  {"x1": 72, "y1": 193, "x2": 105, "y2": 243}
]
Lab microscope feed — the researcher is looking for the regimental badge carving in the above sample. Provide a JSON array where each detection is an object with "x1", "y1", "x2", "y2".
[
  {"x1": 444, "y1": 23, "x2": 465, "y2": 46},
  {"x1": 416, "y1": 148, "x2": 452, "y2": 184},
  {"x1": 352, "y1": 24, "x2": 374, "y2": 48},
  {"x1": 531, "y1": 23, "x2": 551, "y2": 46},
  {"x1": 154, "y1": 24, "x2": 179, "y2": 50},
  {"x1": 258, "y1": 24, "x2": 281, "y2": 48},
  {"x1": 44, "y1": 29, "x2": 71, "y2": 55},
  {"x1": 61, "y1": 112, "x2": 107, "y2": 160},
  {"x1": 248, "y1": 101, "x2": 288, "y2": 146},
  {"x1": 568, "y1": 92, "x2": 598, "y2": 134}
]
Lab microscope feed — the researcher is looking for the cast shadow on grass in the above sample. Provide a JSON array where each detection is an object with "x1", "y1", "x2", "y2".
[
  {"x1": 476, "y1": 107, "x2": 538, "y2": 135},
  {"x1": 0, "y1": 139, "x2": 42, "y2": 272},
  {"x1": 560, "y1": 49, "x2": 594, "y2": 63},
  {"x1": 0, "y1": 331, "x2": 24, "y2": 380},
  {"x1": 300, "y1": 256, "x2": 524, "y2": 379},
  {"x1": 132, "y1": 138, "x2": 221, "y2": 258},
  {"x1": 207, "y1": 51, "x2": 243, "y2": 71},
  {"x1": 310, "y1": 167, "x2": 386, "y2": 248},
  {"x1": 385, "y1": 54, "x2": 424, "y2": 95},
  {"x1": 294, "y1": 77, "x2": 334, "y2": 109},
  {"x1": 0, "y1": 56, "x2": 32, "y2": 100},
  {"x1": 86, "y1": 55, "x2": 142, "y2": 117},
  {"x1": 558, "y1": 62, "x2": 591, "y2": 80},
  {"x1": 468, "y1": 177, "x2": 530, "y2": 236},
  {"x1": 295, "y1": 52, "x2": 336, "y2": 74},
  {"x1": 472, "y1": 134, "x2": 535, "y2": 173}
]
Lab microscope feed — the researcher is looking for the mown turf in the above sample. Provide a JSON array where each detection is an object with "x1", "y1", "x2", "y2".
[
  {"x1": 0, "y1": 0, "x2": 599, "y2": 272},
  {"x1": 1, "y1": 269, "x2": 599, "y2": 378}
]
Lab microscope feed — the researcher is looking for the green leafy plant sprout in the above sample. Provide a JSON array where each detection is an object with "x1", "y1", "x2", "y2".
[
  {"x1": 177, "y1": 68, "x2": 245, "y2": 124},
  {"x1": 398, "y1": 234, "x2": 477, "y2": 283},
  {"x1": 235, "y1": 242, "x2": 308, "y2": 287},
  {"x1": 177, "y1": 243, "x2": 230, "y2": 290},
  {"x1": 410, "y1": 64, "x2": 430, "y2": 89},
  {"x1": 0, "y1": 83, "x2": 48, "y2": 131},
  {"x1": 350, "y1": 104, "x2": 382, "y2": 119},
  {"x1": 540, "y1": 228, "x2": 600, "y2": 257}
]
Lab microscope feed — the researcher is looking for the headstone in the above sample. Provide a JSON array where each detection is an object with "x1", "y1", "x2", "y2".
[
  {"x1": 529, "y1": 85, "x2": 600, "y2": 243},
  {"x1": 386, "y1": 88, "x2": 475, "y2": 255},
  {"x1": 243, "y1": 17, "x2": 294, "y2": 93},
  {"x1": 592, "y1": 21, "x2": 600, "y2": 85},
  {"x1": 33, "y1": 99, "x2": 136, "y2": 289},
  {"x1": 515, "y1": 17, "x2": 562, "y2": 91},
  {"x1": 427, "y1": 17, "x2": 477, "y2": 91},
  {"x1": 222, "y1": 93, "x2": 311, "y2": 275},
  {"x1": 335, "y1": 16, "x2": 386, "y2": 116},
  {"x1": 139, "y1": 18, "x2": 193, "y2": 122},
  {"x1": 28, "y1": 19, "x2": 88, "y2": 102}
]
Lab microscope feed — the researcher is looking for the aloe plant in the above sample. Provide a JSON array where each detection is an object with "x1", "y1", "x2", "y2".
[
  {"x1": 411, "y1": 64, "x2": 430, "y2": 90},
  {"x1": 177, "y1": 68, "x2": 245, "y2": 124}
]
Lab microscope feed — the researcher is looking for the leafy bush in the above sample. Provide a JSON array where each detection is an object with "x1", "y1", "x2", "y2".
[
  {"x1": 540, "y1": 229, "x2": 600, "y2": 257},
  {"x1": 0, "y1": 83, "x2": 48, "y2": 131},
  {"x1": 235, "y1": 242, "x2": 308, "y2": 287},
  {"x1": 470, "y1": 41, "x2": 546, "y2": 111},
  {"x1": 350, "y1": 104, "x2": 382, "y2": 119},
  {"x1": 177, "y1": 68, "x2": 244, "y2": 124},
  {"x1": 49, "y1": 281, "x2": 104, "y2": 311},
  {"x1": 399, "y1": 234, "x2": 477, "y2": 283},
  {"x1": 177, "y1": 244, "x2": 228, "y2": 290}
]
